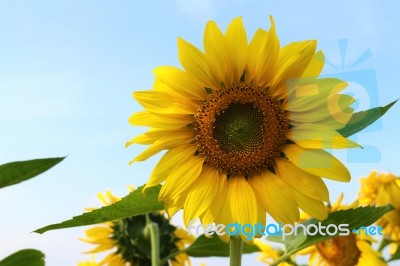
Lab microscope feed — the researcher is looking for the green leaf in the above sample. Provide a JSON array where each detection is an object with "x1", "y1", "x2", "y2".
[
  {"x1": 34, "y1": 185, "x2": 163, "y2": 234},
  {"x1": 185, "y1": 234, "x2": 260, "y2": 257},
  {"x1": 268, "y1": 205, "x2": 394, "y2": 266},
  {"x1": 0, "y1": 249, "x2": 45, "y2": 266},
  {"x1": 338, "y1": 100, "x2": 397, "y2": 137},
  {"x1": 0, "y1": 157, "x2": 65, "y2": 189}
]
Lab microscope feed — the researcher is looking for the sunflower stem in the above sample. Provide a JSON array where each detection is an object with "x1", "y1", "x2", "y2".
[
  {"x1": 145, "y1": 213, "x2": 160, "y2": 266},
  {"x1": 230, "y1": 236, "x2": 243, "y2": 266}
]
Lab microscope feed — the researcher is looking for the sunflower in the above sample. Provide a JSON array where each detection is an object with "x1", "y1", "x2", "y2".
[
  {"x1": 255, "y1": 239, "x2": 293, "y2": 266},
  {"x1": 128, "y1": 16, "x2": 358, "y2": 242},
  {"x1": 359, "y1": 171, "x2": 400, "y2": 241},
  {"x1": 300, "y1": 194, "x2": 386, "y2": 266},
  {"x1": 79, "y1": 190, "x2": 194, "y2": 266}
]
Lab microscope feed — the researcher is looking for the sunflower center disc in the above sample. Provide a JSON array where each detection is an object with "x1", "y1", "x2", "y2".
[
  {"x1": 316, "y1": 235, "x2": 361, "y2": 266},
  {"x1": 213, "y1": 102, "x2": 264, "y2": 154},
  {"x1": 194, "y1": 83, "x2": 288, "y2": 177}
]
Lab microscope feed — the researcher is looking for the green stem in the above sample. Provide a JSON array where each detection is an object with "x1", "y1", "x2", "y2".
[
  {"x1": 230, "y1": 236, "x2": 243, "y2": 266},
  {"x1": 145, "y1": 213, "x2": 160, "y2": 266}
]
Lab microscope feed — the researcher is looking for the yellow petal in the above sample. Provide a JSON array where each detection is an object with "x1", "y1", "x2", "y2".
[
  {"x1": 255, "y1": 206, "x2": 267, "y2": 238},
  {"x1": 228, "y1": 176, "x2": 257, "y2": 239},
  {"x1": 209, "y1": 173, "x2": 231, "y2": 242},
  {"x1": 125, "y1": 132, "x2": 154, "y2": 147},
  {"x1": 331, "y1": 193, "x2": 344, "y2": 211},
  {"x1": 289, "y1": 94, "x2": 354, "y2": 125},
  {"x1": 165, "y1": 195, "x2": 186, "y2": 218},
  {"x1": 283, "y1": 144, "x2": 351, "y2": 182},
  {"x1": 204, "y1": 20, "x2": 232, "y2": 86},
  {"x1": 276, "y1": 159, "x2": 329, "y2": 202},
  {"x1": 84, "y1": 226, "x2": 113, "y2": 240},
  {"x1": 322, "y1": 94, "x2": 354, "y2": 127},
  {"x1": 225, "y1": 16, "x2": 247, "y2": 82},
  {"x1": 153, "y1": 66, "x2": 207, "y2": 99},
  {"x1": 291, "y1": 189, "x2": 328, "y2": 221},
  {"x1": 388, "y1": 183, "x2": 400, "y2": 208},
  {"x1": 200, "y1": 209, "x2": 215, "y2": 225},
  {"x1": 128, "y1": 111, "x2": 194, "y2": 129},
  {"x1": 183, "y1": 166, "x2": 219, "y2": 226},
  {"x1": 101, "y1": 253, "x2": 126, "y2": 266},
  {"x1": 129, "y1": 130, "x2": 193, "y2": 164},
  {"x1": 288, "y1": 123, "x2": 360, "y2": 149},
  {"x1": 178, "y1": 37, "x2": 219, "y2": 89},
  {"x1": 246, "y1": 16, "x2": 279, "y2": 88},
  {"x1": 248, "y1": 172, "x2": 299, "y2": 224},
  {"x1": 104, "y1": 191, "x2": 120, "y2": 204},
  {"x1": 214, "y1": 192, "x2": 232, "y2": 243},
  {"x1": 271, "y1": 40, "x2": 317, "y2": 96},
  {"x1": 144, "y1": 145, "x2": 198, "y2": 192},
  {"x1": 159, "y1": 155, "x2": 205, "y2": 200},
  {"x1": 126, "y1": 128, "x2": 191, "y2": 148},
  {"x1": 133, "y1": 90, "x2": 198, "y2": 114},
  {"x1": 286, "y1": 78, "x2": 348, "y2": 112},
  {"x1": 302, "y1": 50, "x2": 325, "y2": 78},
  {"x1": 209, "y1": 172, "x2": 228, "y2": 219}
]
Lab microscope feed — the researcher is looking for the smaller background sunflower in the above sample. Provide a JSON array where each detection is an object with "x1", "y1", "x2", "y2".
[
  {"x1": 79, "y1": 189, "x2": 194, "y2": 266},
  {"x1": 299, "y1": 194, "x2": 386, "y2": 266},
  {"x1": 359, "y1": 171, "x2": 400, "y2": 242}
]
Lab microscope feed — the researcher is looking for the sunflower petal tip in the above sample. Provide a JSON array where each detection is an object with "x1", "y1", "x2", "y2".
[
  {"x1": 125, "y1": 141, "x2": 132, "y2": 148},
  {"x1": 268, "y1": 15, "x2": 275, "y2": 23},
  {"x1": 177, "y1": 36, "x2": 185, "y2": 45},
  {"x1": 349, "y1": 140, "x2": 363, "y2": 149},
  {"x1": 206, "y1": 20, "x2": 216, "y2": 27},
  {"x1": 142, "y1": 186, "x2": 148, "y2": 195},
  {"x1": 268, "y1": 15, "x2": 276, "y2": 30},
  {"x1": 183, "y1": 216, "x2": 192, "y2": 228},
  {"x1": 158, "y1": 192, "x2": 165, "y2": 201}
]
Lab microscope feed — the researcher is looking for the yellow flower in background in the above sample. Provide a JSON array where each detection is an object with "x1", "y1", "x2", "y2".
[
  {"x1": 359, "y1": 171, "x2": 400, "y2": 241},
  {"x1": 128, "y1": 15, "x2": 358, "y2": 242},
  {"x1": 301, "y1": 195, "x2": 386, "y2": 266},
  {"x1": 173, "y1": 228, "x2": 196, "y2": 266},
  {"x1": 79, "y1": 190, "x2": 194, "y2": 266},
  {"x1": 255, "y1": 239, "x2": 293, "y2": 266}
]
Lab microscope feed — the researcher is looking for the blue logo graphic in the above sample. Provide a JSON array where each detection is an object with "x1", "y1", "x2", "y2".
[{"x1": 324, "y1": 39, "x2": 381, "y2": 163}]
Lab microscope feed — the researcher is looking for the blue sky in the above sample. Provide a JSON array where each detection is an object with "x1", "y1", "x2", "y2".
[{"x1": 0, "y1": 0, "x2": 399, "y2": 265}]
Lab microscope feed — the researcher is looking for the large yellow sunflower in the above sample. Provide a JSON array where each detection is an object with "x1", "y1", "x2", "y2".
[
  {"x1": 128, "y1": 16, "x2": 358, "y2": 242},
  {"x1": 300, "y1": 194, "x2": 386, "y2": 266},
  {"x1": 80, "y1": 190, "x2": 194, "y2": 266},
  {"x1": 359, "y1": 171, "x2": 400, "y2": 241}
]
